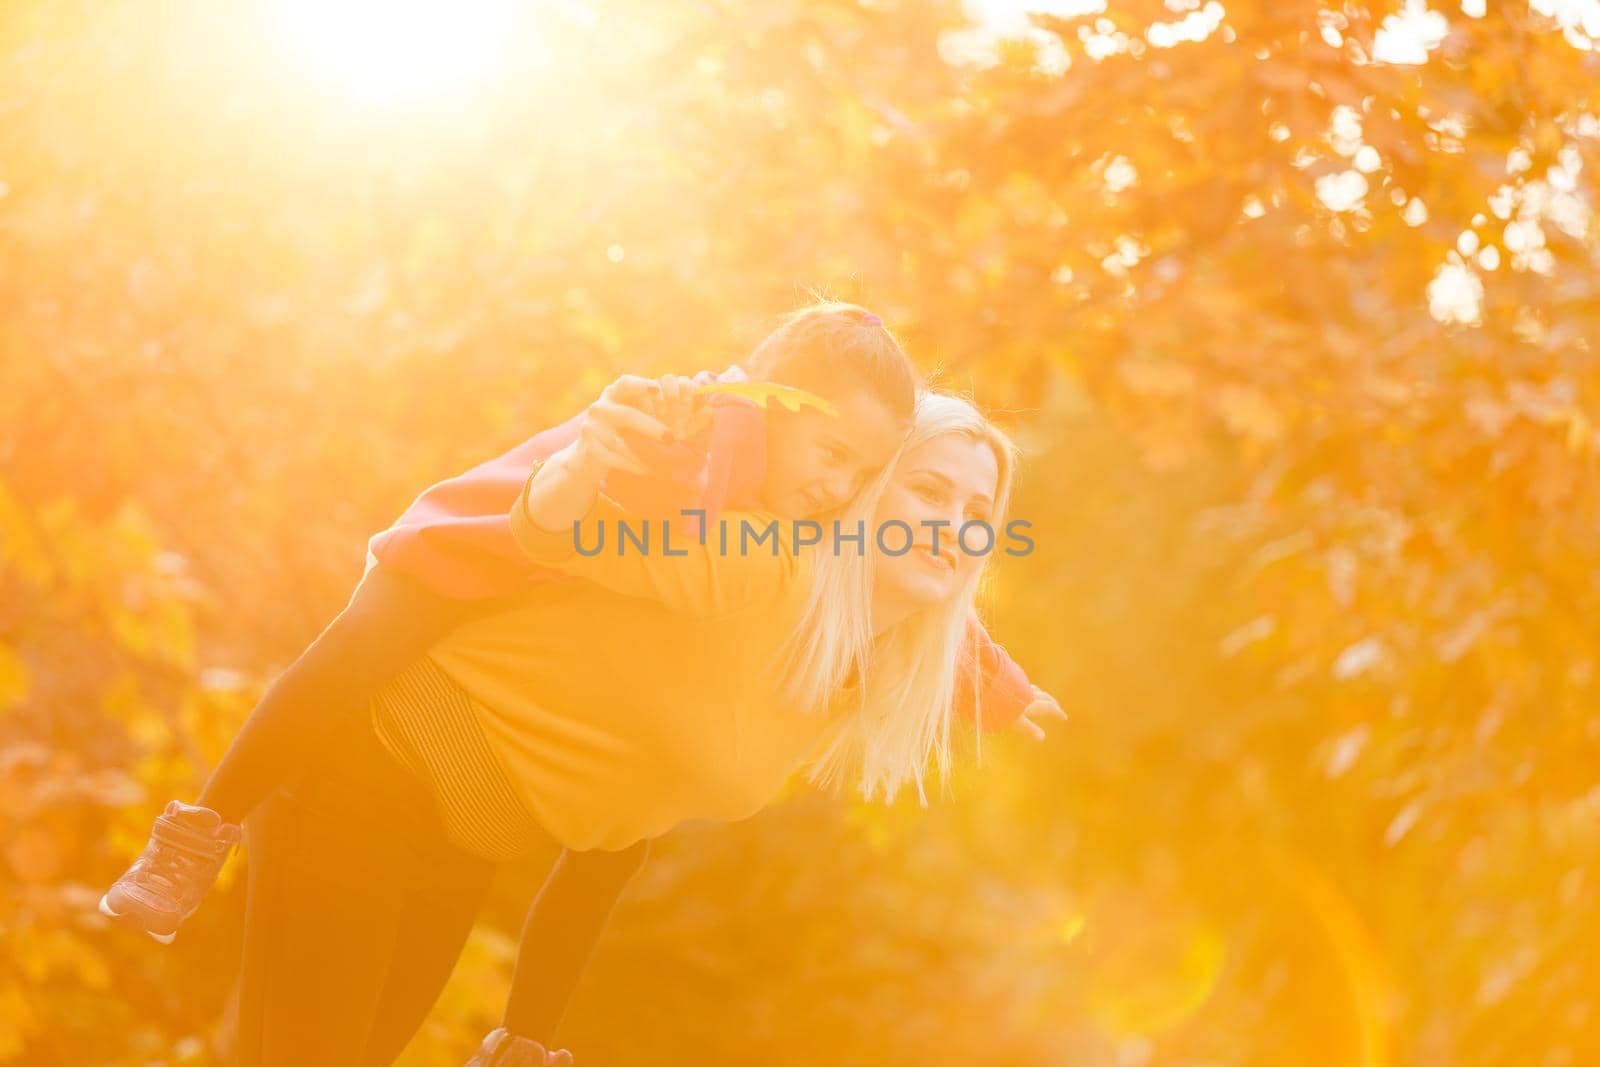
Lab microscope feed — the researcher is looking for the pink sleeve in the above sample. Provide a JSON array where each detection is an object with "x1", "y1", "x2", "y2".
[
  {"x1": 954, "y1": 611, "x2": 1035, "y2": 733},
  {"x1": 365, "y1": 413, "x2": 587, "y2": 599},
  {"x1": 366, "y1": 366, "x2": 767, "y2": 599}
]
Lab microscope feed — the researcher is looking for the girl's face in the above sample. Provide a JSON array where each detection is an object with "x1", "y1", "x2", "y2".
[
  {"x1": 870, "y1": 434, "x2": 1001, "y2": 610},
  {"x1": 761, "y1": 391, "x2": 909, "y2": 520}
]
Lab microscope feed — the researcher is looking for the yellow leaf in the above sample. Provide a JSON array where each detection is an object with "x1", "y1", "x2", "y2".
[
  {"x1": 0, "y1": 477, "x2": 51, "y2": 585},
  {"x1": 1566, "y1": 408, "x2": 1592, "y2": 455},
  {"x1": 1118, "y1": 359, "x2": 1196, "y2": 398},
  {"x1": 0, "y1": 979, "x2": 34, "y2": 1058},
  {"x1": 696, "y1": 381, "x2": 840, "y2": 418},
  {"x1": 0, "y1": 645, "x2": 28, "y2": 710},
  {"x1": 1215, "y1": 383, "x2": 1286, "y2": 444}
]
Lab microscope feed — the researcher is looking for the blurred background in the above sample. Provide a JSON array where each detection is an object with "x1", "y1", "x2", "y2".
[{"x1": 3, "y1": 0, "x2": 1599, "y2": 1063}]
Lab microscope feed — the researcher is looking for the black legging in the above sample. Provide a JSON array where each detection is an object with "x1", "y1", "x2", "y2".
[
  {"x1": 229, "y1": 697, "x2": 650, "y2": 1064},
  {"x1": 232, "y1": 700, "x2": 499, "y2": 1064},
  {"x1": 210, "y1": 565, "x2": 649, "y2": 1060},
  {"x1": 503, "y1": 837, "x2": 650, "y2": 1045}
]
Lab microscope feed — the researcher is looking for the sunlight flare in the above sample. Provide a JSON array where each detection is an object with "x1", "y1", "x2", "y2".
[{"x1": 273, "y1": 0, "x2": 520, "y2": 106}]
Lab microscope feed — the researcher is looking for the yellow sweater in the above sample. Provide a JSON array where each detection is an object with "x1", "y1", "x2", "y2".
[{"x1": 378, "y1": 467, "x2": 846, "y2": 853}]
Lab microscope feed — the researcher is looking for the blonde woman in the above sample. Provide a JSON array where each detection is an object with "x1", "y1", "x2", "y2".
[{"x1": 226, "y1": 390, "x2": 1057, "y2": 1066}]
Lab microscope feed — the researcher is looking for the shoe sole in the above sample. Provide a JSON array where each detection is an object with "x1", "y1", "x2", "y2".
[{"x1": 98, "y1": 894, "x2": 178, "y2": 944}]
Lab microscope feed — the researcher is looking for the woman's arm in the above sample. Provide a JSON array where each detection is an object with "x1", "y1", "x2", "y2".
[
  {"x1": 955, "y1": 611, "x2": 1064, "y2": 736},
  {"x1": 1009, "y1": 685, "x2": 1068, "y2": 741}
]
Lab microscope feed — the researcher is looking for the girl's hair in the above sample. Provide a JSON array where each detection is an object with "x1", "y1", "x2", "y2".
[
  {"x1": 746, "y1": 300, "x2": 918, "y2": 423},
  {"x1": 773, "y1": 390, "x2": 1022, "y2": 805}
]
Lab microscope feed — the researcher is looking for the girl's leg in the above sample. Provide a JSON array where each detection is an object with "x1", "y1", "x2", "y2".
[
  {"x1": 103, "y1": 565, "x2": 490, "y2": 941},
  {"x1": 500, "y1": 839, "x2": 652, "y2": 1045},
  {"x1": 199, "y1": 564, "x2": 481, "y2": 824}
]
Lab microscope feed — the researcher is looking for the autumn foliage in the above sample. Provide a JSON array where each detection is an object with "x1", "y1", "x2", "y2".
[{"x1": 3, "y1": 0, "x2": 1599, "y2": 1064}]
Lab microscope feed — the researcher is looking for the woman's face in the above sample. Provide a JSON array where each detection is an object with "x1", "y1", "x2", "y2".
[{"x1": 870, "y1": 433, "x2": 1001, "y2": 610}]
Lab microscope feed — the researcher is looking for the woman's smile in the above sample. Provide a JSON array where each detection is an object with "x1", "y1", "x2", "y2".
[{"x1": 911, "y1": 542, "x2": 957, "y2": 572}]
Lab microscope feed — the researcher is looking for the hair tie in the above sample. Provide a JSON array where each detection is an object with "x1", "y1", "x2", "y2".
[{"x1": 862, "y1": 312, "x2": 882, "y2": 327}]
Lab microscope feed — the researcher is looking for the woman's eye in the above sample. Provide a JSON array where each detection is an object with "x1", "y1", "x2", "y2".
[{"x1": 918, "y1": 486, "x2": 944, "y2": 503}]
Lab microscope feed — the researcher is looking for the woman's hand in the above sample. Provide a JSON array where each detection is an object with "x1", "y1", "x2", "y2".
[{"x1": 1010, "y1": 685, "x2": 1067, "y2": 742}]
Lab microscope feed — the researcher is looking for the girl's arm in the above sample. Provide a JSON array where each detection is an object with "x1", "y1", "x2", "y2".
[
  {"x1": 512, "y1": 459, "x2": 803, "y2": 617},
  {"x1": 514, "y1": 373, "x2": 675, "y2": 526},
  {"x1": 512, "y1": 432, "x2": 803, "y2": 618},
  {"x1": 366, "y1": 373, "x2": 714, "y2": 600}
]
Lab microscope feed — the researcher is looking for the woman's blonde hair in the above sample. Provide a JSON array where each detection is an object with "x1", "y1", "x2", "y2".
[{"x1": 772, "y1": 390, "x2": 1022, "y2": 805}]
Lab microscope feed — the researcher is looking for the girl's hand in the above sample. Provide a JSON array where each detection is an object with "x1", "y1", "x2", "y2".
[
  {"x1": 525, "y1": 375, "x2": 673, "y2": 532},
  {"x1": 1011, "y1": 685, "x2": 1067, "y2": 742},
  {"x1": 651, "y1": 373, "x2": 715, "y2": 441},
  {"x1": 525, "y1": 372, "x2": 711, "y2": 534},
  {"x1": 567, "y1": 374, "x2": 677, "y2": 479}
]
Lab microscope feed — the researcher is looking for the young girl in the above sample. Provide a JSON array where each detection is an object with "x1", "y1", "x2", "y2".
[{"x1": 228, "y1": 388, "x2": 1038, "y2": 1065}]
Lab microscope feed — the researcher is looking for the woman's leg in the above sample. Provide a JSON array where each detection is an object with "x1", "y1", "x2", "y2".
[
  {"x1": 358, "y1": 855, "x2": 497, "y2": 1065},
  {"x1": 232, "y1": 787, "x2": 407, "y2": 1064},
  {"x1": 199, "y1": 564, "x2": 482, "y2": 824},
  {"x1": 500, "y1": 839, "x2": 652, "y2": 1045},
  {"x1": 230, "y1": 703, "x2": 496, "y2": 1066}
]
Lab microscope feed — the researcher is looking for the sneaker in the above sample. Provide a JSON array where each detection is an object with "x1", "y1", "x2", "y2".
[
  {"x1": 98, "y1": 800, "x2": 242, "y2": 943},
  {"x1": 465, "y1": 1028, "x2": 572, "y2": 1066}
]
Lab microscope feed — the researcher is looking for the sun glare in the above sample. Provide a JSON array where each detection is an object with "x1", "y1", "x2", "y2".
[{"x1": 273, "y1": 0, "x2": 520, "y2": 107}]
